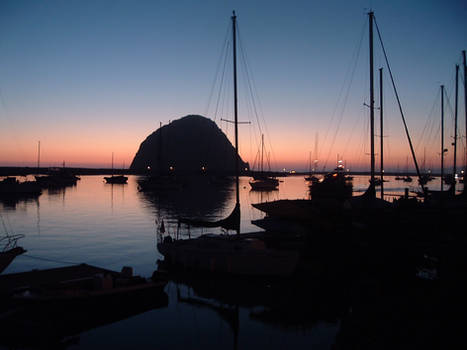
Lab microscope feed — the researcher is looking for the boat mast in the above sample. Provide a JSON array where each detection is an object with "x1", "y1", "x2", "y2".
[
  {"x1": 453, "y1": 64, "x2": 459, "y2": 189},
  {"x1": 261, "y1": 134, "x2": 264, "y2": 174},
  {"x1": 441, "y1": 85, "x2": 444, "y2": 193},
  {"x1": 308, "y1": 151, "x2": 312, "y2": 175},
  {"x1": 379, "y1": 67, "x2": 384, "y2": 198},
  {"x1": 232, "y1": 11, "x2": 240, "y2": 208},
  {"x1": 463, "y1": 50, "x2": 467, "y2": 192},
  {"x1": 369, "y1": 11, "x2": 376, "y2": 196},
  {"x1": 37, "y1": 140, "x2": 41, "y2": 173}
]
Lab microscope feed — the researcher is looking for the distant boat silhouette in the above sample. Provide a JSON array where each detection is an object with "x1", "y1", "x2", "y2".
[
  {"x1": 35, "y1": 164, "x2": 79, "y2": 188},
  {"x1": 304, "y1": 151, "x2": 319, "y2": 183},
  {"x1": 249, "y1": 134, "x2": 279, "y2": 191},
  {"x1": 157, "y1": 12, "x2": 299, "y2": 277},
  {"x1": 104, "y1": 153, "x2": 128, "y2": 184},
  {"x1": 0, "y1": 177, "x2": 41, "y2": 197}
]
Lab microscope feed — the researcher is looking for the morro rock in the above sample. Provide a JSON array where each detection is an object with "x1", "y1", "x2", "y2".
[{"x1": 130, "y1": 115, "x2": 249, "y2": 175}]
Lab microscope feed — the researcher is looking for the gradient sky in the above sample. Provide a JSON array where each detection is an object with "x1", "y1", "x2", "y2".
[{"x1": 0, "y1": 0, "x2": 466, "y2": 171}]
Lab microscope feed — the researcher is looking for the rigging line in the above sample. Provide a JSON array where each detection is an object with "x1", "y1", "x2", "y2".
[
  {"x1": 374, "y1": 15, "x2": 426, "y2": 194},
  {"x1": 321, "y1": 19, "x2": 366, "y2": 170},
  {"x1": 205, "y1": 22, "x2": 231, "y2": 119},
  {"x1": 0, "y1": 214, "x2": 12, "y2": 238},
  {"x1": 340, "y1": 109, "x2": 366, "y2": 160},
  {"x1": 415, "y1": 88, "x2": 440, "y2": 152},
  {"x1": 322, "y1": 19, "x2": 366, "y2": 171},
  {"x1": 22, "y1": 253, "x2": 81, "y2": 265},
  {"x1": 236, "y1": 26, "x2": 262, "y2": 130},
  {"x1": 214, "y1": 41, "x2": 231, "y2": 122},
  {"x1": 237, "y1": 27, "x2": 279, "y2": 169},
  {"x1": 237, "y1": 28, "x2": 263, "y2": 143},
  {"x1": 237, "y1": 38, "x2": 268, "y2": 170}
]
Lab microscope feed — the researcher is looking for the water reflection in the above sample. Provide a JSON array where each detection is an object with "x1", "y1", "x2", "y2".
[
  {"x1": 138, "y1": 175, "x2": 234, "y2": 222},
  {"x1": 168, "y1": 271, "x2": 346, "y2": 349},
  {"x1": 0, "y1": 196, "x2": 39, "y2": 210},
  {"x1": 1, "y1": 174, "x2": 465, "y2": 349}
]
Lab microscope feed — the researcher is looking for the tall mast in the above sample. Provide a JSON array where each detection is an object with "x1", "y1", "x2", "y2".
[
  {"x1": 368, "y1": 11, "x2": 375, "y2": 195},
  {"x1": 37, "y1": 140, "x2": 41, "y2": 172},
  {"x1": 309, "y1": 151, "x2": 312, "y2": 174},
  {"x1": 453, "y1": 64, "x2": 459, "y2": 189},
  {"x1": 261, "y1": 134, "x2": 264, "y2": 173},
  {"x1": 314, "y1": 132, "x2": 318, "y2": 171},
  {"x1": 232, "y1": 11, "x2": 240, "y2": 207},
  {"x1": 441, "y1": 85, "x2": 444, "y2": 193},
  {"x1": 463, "y1": 50, "x2": 467, "y2": 192},
  {"x1": 379, "y1": 67, "x2": 384, "y2": 198}
]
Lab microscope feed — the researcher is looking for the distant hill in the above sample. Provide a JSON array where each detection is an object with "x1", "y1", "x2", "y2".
[{"x1": 130, "y1": 115, "x2": 249, "y2": 175}]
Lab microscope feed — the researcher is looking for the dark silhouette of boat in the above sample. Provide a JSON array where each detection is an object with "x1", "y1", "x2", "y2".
[
  {"x1": 1, "y1": 264, "x2": 166, "y2": 303},
  {"x1": 104, "y1": 153, "x2": 128, "y2": 184},
  {"x1": 104, "y1": 174, "x2": 128, "y2": 184},
  {"x1": 310, "y1": 169, "x2": 353, "y2": 201},
  {"x1": 157, "y1": 12, "x2": 299, "y2": 278},
  {"x1": 0, "y1": 264, "x2": 168, "y2": 348},
  {"x1": 249, "y1": 175, "x2": 279, "y2": 191},
  {"x1": 249, "y1": 135, "x2": 279, "y2": 191},
  {"x1": 402, "y1": 176, "x2": 413, "y2": 182},
  {"x1": 0, "y1": 177, "x2": 42, "y2": 197},
  {"x1": 418, "y1": 173, "x2": 434, "y2": 185},
  {"x1": 35, "y1": 167, "x2": 80, "y2": 188}
]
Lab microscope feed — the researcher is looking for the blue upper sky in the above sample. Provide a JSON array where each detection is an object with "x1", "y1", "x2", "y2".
[{"x1": 0, "y1": 0, "x2": 466, "y2": 170}]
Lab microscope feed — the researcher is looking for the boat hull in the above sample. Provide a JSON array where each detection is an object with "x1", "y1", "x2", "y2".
[{"x1": 158, "y1": 235, "x2": 299, "y2": 277}]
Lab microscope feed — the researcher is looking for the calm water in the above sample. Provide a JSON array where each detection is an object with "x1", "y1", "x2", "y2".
[{"x1": 0, "y1": 174, "x2": 459, "y2": 349}]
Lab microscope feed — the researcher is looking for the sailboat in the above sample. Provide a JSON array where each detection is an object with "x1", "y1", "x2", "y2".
[
  {"x1": 249, "y1": 134, "x2": 279, "y2": 191},
  {"x1": 156, "y1": 12, "x2": 299, "y2": 277},
  {"x1": 304, "y1": 151, "x2": 319, "y2": 183},
  {"x1": 426, "y1": 62, "x2": 463, "y2": 202},
  {"x1": 254, "y1": 11, "x2": 395, "y2": 222},
  {"x1": 104, "y1": 153, "x2": 128, "y2": 184},
  {"x1": 402, "y1": 156, "x2": 413, "y2": 182},
  {"x1": 395, "y1": 163, "x2": 403, "y2": 180}
]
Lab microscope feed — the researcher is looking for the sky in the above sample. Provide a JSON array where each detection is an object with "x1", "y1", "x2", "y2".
[{"x1": 0, "y1": 0, "x2": 466, "y2": 172}]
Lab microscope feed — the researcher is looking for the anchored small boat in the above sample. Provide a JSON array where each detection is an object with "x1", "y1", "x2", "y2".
[{"x1": 104, "y1": 153, "x2": 128, "y2": 184}]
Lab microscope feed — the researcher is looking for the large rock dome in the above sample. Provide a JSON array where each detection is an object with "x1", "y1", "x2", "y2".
[{"x1": 130, "y1": 115, "x2": 249, "y2": 175}]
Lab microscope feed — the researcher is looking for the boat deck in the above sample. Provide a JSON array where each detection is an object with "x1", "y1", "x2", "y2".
[{"x1": 0, "y1": 263, "x2": 118, "y2": 294}]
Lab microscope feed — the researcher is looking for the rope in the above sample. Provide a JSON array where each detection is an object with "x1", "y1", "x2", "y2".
[
  {"x1": 237, "y1": 26, "x2": 279, "y2": 170},
  {"x1": 205, "y1": 22, "x2": 231, "y2": 120},
  {"x1": 374, "y1": 15, "x2": 426, "y2": 194},
  {"x1": 22, "y1": 254, "x2": 81, "y2": 265},
  {"x1": 322, "y1": 19, "x2": 366, "y2": 171}
]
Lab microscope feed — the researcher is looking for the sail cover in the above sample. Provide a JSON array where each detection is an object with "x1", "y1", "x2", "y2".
[{"x1": 179, "y1": 203, "x2": 240, "y2": 232}]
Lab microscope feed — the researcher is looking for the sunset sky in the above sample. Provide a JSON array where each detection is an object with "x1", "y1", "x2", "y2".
[{"x1": 0, "y1": 0, "x2": 466, "y2": 172}]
